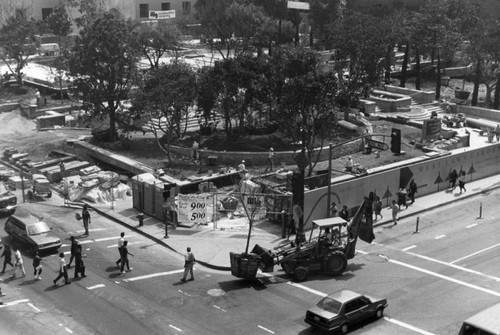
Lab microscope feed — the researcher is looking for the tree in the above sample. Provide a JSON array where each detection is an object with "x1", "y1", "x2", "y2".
[
  {"x1": 270, "y1": 46, "x2": 341, "y2": 176},
  {"x1": 45, "y1": 4, "x2": 73, "y2": 47},
  {"x1": 68, "y1": 12, "x2": 139, "y2": 142},
  {"x1": 0, "y1": 9, "x2": 38, "y2": 86},
  {"x1": 197, "y1": 66, "x2": 221, "y2": 125},
  {"x1": 67, "y1": 0, "x2": 107, "y2": 27},
  {"x1": 131, "y1": 62, "x2": 197, "y2": 162},
  {"x1": 133, "y1": 21, "x2": 181, "y2": 70}
]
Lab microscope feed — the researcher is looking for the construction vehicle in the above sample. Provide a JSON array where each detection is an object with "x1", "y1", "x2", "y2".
[
  {"x1": 27, "y1": 174, "x2": 52, "y2": 199},
  {"x1": 252, "y1": 199, "x2": 369, "y2": 282}
]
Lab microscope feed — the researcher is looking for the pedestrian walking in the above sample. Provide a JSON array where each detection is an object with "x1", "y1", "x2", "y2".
[
  {"x1": 74, "y1": 245, "x2": 86, "y2": 279},
  {"x1": 1, "y1": 244, "x2": 13, "y2": 273},
  {"x1": 495, "y1": 124, "x2": 500, "y2": 142},
  {"x1": 408, "y1": 179, "x2": 418, "y2": 204},
  {"x1": 120, "y1": 241, "x2": 133, "y2": 274},
  {"x1": 449, "y1": 169, "x2": 459, "y2": 190},
  {"x1": 339, "y1": 205, "x2": 349, "y2": 222},
  {"x1": 67, "y1": 236, "x2": 80, "y2": 268},
  {"x1": 389, "y1": 200, "x2": 399, "y2": 225},
  {"x1": 115, "y1": 232, "x2": 125, "y2": 268},
  {"x1": 374, "y1": 197, "x2": 383, "y2": 220},
  {"x1": 397, "y1": 188, "x2": 408, "y2": 209},
  {"x1": 181, "y1": 247, "x2": 195, "y2": 282},
  {"x1": 330, "y1": 202, "x2": 338, "y2": 217},
  {"x1": 458, "y1": 171, "x2": 467, "y2": 194},
  {"x1": 264, "y1": 147, "x2": 275, "y2": 173},
  {"x1": 81, "y1": 204, "x2": 91, "y2": 235},
  {"x1": 11, "y1": 247, "x2": 26, "y2": 279},
  {"x1": 53, "y1": 252, "x2": 70, "y2": 286},
  {"x1": 33, "y1": 251, "x2": 43, "y2": 280},
  {"x1": 0, "y1": 285, "x2": 6, "y2": 305}
]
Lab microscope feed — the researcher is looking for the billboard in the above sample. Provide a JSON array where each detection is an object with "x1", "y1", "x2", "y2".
[{"x1": 149, "y1": 10, "x2": 176, "y2": 20}]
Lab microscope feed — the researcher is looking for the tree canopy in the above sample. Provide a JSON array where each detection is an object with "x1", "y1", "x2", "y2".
[{"x1": 67, "y1": 12, "x2": 139, "y2": 141}]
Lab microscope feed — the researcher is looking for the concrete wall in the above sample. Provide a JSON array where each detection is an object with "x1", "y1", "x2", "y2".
[
  {"x1": 367, "y1": 90, "x2": 411, "y2": 112},
  {"x1": 384, "y1": 85, "x2": 435, "y2": 104},
  {"x1": 457, "y1": 105, "x2": 500, "y2": 124},
  {"x1": 443, "y1": 64, "x2": 474, "y2": 78},
  {"x1": 37, "y1": 113, "x2": 65, "y2": 129},
  {"x1": 302, "y1": 143, "x2": 500, "y2": 229}
]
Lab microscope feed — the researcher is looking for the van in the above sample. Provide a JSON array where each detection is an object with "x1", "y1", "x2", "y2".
[{"x1": 459, "y1": 302, "x2": 500, "y2": 335}]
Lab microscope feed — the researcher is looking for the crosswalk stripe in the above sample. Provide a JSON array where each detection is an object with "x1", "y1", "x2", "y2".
[{"x1": 123, "y1": 269, "x2": 184, "y2": 282}]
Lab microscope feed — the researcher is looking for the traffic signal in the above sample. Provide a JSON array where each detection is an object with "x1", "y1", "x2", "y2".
[{"x1": 390, "y1": 128, "x2": 401, "y2": 154}]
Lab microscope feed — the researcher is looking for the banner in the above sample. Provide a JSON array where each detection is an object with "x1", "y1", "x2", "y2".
[{"x1": 178, "y1": 193, "x2": 213, "y2": 224}]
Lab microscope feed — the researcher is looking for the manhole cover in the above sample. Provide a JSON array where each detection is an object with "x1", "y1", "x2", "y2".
[
  {"x1": 363, "y1": 253, "x2": 389, "y2": 263},
  {"x1": 207, "y1": 288, "x2": 225, "y2": 297}
]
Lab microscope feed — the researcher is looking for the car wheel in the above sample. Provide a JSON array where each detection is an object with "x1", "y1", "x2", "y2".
[
  {"x1": 324, "y1": 251, "x2": 347, "y2": 275},
  {"x1": 340, "y1": 323, "x2": 349, "y2": 334},
  {"x1": 294, "y1": 266, "x2": 308, "y2": 282},
  {"x1": 376, "y1": 307, "x2": 384, "y2": 319}
]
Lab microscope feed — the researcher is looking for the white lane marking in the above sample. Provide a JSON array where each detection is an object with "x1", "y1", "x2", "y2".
[
  {"x1": 169, "y1": 324, "x2": 182, "y2": 332},
  {"x1": 402, "y1": 245, "x2": 417, "y2": 251},
  {"x1": 106, "y1": 241, "x2": 142, "y2": 249},
  {"x1": 213, "y1": 305, "x2": 226, "y2": 312},
  {"x1": 123, "y1": 269, "x2": 184, "y2": 282},
  {"x1": 389, "y1": 258, "x2": 500, "y2": 297},
  {"x1": 65, "y1": 327, "x2": 73, "y2": 334},
  {"x1": 434, "y1": 235, "x2": 446, "y2": 240},
  {"x1": 450, "y1": 242, "x2": 500, "y2": 265},
  {"x1": 385, "y1": 316, "x2": 437, "y2": 335},
  {"x1": 258, "y1": 325, "x2": 275, "y2": 334},
  {"x1": 74, "y1": 228, "x2": 108, "y2": 234},
  {"x1": 27, "y1": 303, "x2": 41, "y2": 312},
  {"x1": 63, "y1": 251, "x2": 71, "y2": 255},
  {"x1": 87, "y1": 284, "x2": 105, "y2": 290},
  {"x1": 466, "y1": 223, "x2": 477, "y2": 229},
  {"x1": 79, "y1": 236, "x2": 122, "y2": 244},
  {"x1": 0, "y1": 299, "x2": 29, "y2": 309},
  {"x1": 178, "y1": 290, "x2": 191, "y2": 297}
]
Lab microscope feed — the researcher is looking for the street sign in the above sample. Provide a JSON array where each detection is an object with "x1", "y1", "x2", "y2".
[
  {"x1": 149, "y1": 10, "x2": 176, "y2": 20},
  {"x1": 367, "y1": 139, "x2": 388, "y2": 151}
]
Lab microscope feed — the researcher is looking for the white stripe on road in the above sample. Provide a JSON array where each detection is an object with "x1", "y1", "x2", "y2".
[
  {"x1": 450, "y1": 242, "x2": 500, "y2": 265},
  {"x1": 213, "y1": 305, "x2": 226, "y2": 312},
  {"x1": 389, "y1": 257, "x2": 500, "y2": 297},
  {"x1": 466, "y1": 223, "x2": 477, "y2": 229},
  {"x1": 74, "y1": 228, "x2": 108, "y2": 234},
  {"x1": 80, "y1": 236, "x2": 122, "y2": 244},
  {"x1": 106, "y1": 241, "x2": 142, "y2": 249},
  {"x1": 123, "y1": 269, "x2": 184, "y2": 282},
  {"x1": 402, "y1": 245, "x2": 417, "y2": 251},
  {"x1": 258, "y1": 325, "x2": 275, "y2": 334},
  {"x1": 0, "y1": 299, "x2": 29, "y2": 309},
  {"x1": 86, "y1": 284, "x2": 105, "y2": 290},
  {"x1": 169, "y1": 324, "x2": 182, "y2": 332},
  {"x1": 64, "y1": 327, "x2": 73, "y2": 334},
  {"x1": 27, "y1": 302, "x2": 41, "y2": 312},
  {"x1": 384, "y1": 316, "x2": 437, "y2": 335},
  {"x1": 434, "y1": 234, "x2": 446, "y2": 240}
]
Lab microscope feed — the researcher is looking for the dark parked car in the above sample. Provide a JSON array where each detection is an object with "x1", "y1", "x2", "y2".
[
  {"x1": 0, "y1": 181, "x2": 17, "y2": 214},
  {"x1": 4, "y1": 210, "x2": 61, "y2": 253},
  {"x1": 305, "y1": 290, "x2": 388, "y2": 334}
]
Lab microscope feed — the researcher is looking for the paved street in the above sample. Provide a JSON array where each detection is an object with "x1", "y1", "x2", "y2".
[{"x1": 1, "y1": 176, "x2": 500, "y2": 334}]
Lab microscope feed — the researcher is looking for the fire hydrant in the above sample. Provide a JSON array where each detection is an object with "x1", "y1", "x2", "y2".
[{"x1": 137, "y1": 213, "x2": 144, "y2": 227}]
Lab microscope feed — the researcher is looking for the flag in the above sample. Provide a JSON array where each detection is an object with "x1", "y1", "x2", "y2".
[{"x1": 347, "y1": 198, "x2": 375, "y2": 244}]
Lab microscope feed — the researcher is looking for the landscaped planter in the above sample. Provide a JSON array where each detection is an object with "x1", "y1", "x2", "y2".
[
  {"x1": 454, "y1": 90, "x2": 470, "y2": 100},
  {"x1": 230, "y1": 252, "x2": 261, "y2": 280}
]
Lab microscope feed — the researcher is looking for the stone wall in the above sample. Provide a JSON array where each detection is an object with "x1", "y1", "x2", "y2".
[{"x1": 384, "y1": 85, "x2": 434, "y2": 104}]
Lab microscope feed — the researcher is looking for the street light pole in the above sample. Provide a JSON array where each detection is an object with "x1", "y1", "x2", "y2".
[{"x1": 327, "y1": 142, "x2": 332, "y2": 217}]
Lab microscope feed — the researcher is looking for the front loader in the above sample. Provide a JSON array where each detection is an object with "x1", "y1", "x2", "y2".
[{"x1": 252, "y1": 198, "x2": 369, "y2": 282}]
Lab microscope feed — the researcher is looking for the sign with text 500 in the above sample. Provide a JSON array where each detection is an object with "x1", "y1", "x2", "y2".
[{"x1": 178, "y1": 194, "x2": 213, "y2": 224}]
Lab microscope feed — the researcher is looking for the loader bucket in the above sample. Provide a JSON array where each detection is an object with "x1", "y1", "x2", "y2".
[{"x1": 251, "y1": 244, "x2": 275, "y2": 273}]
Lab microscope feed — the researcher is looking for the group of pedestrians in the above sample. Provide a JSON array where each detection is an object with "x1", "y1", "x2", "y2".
[
  {"x1": 387, "y1": 179, "x2": 419, "y2": 225},
  {"x1": 449, "y1": 169, "x2": 467, "y2": 194}
]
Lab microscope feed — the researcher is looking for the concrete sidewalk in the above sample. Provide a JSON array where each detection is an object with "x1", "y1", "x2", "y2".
[{"x1": 89, "y1": 173, "x2": 500, "y2": 271}]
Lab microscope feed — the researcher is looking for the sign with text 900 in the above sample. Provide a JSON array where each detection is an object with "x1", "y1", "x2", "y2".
[{"x1": 178, "y1": 194, "x2": 213, "y2": 224}]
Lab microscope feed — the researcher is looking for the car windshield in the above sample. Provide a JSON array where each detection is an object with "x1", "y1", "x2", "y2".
[
  {"x1": 317, "y1": 297, "x2": 342, "y2": 314},
  {"x1": 27, "y1": 222, "x2": 51, "y2": 235}
]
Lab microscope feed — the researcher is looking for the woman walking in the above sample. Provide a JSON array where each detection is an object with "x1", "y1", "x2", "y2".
[
  {"x1": 33, "y1": 251, "x2": 43, "y2": 280},
  {"x1": 458, "y1": 171, "x2": 467, "y2": 194}
]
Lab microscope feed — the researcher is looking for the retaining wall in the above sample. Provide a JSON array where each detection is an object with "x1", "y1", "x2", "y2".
[
  {"x1": 302, "y1": 143, "x2": 500, "y2": 229},
  {"x1": 456, "y1": 105, "x2": 500, "y2": 124},
  {"x1": 367, "y1": 90, "x2": 412, "y2": 112},
  {"x1": 384, "y1": 85, "x2": 435, "y2": 104}
]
